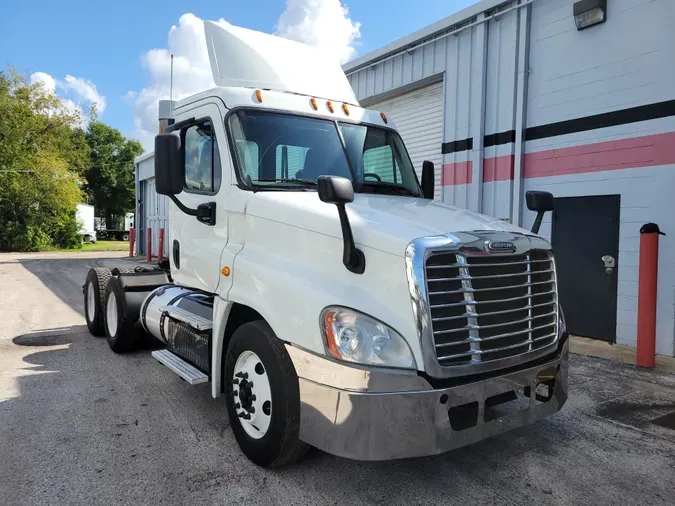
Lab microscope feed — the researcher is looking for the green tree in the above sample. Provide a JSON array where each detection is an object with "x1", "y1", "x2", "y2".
[
  {"x1": 84, "y1": 122, "x2": 143, "y2": 229},
  {"x1": 0, "y1": 67, "x2": 90, "y2": 251}
]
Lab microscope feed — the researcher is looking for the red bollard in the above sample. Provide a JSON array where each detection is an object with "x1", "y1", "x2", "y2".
[
  {"x1": 636, "y1": 223, "x2": 665, "y2": 368},
  {"x1": 146, "y1": 227, "x2": 152, "y2": 262},
  {"x1": 158, "y1": 228, "x2": 165, "y2": 263},
  {"x1": 128, "y1": 227, "x2": 135, "y2": 258}
]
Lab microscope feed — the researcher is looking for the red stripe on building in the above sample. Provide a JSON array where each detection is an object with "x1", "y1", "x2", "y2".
[
  {"x1": 483, "y1": 154, "x2": 515, "y2": 182},
  {"x1": 441, "y1": 160, "x2": 472, "y2": 185},
  {"x1": 440, "y1": 132, "x2": 675, "y2": 185},
  {"x1": 523, "y1": 131, "x2": 675, "y2": 178}
]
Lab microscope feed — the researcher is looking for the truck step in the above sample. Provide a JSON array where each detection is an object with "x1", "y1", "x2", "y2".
[
  {"x1": 160, "y1": 305, "x2": 213, "y2": 331},
  {"x1": 151, "y1": 349, "x2": 209, "y2": 385}
]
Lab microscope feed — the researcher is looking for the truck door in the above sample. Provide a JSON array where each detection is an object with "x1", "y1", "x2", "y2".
[{"x1": 169, "y1": 102, "x2": 229, "y2": 293}]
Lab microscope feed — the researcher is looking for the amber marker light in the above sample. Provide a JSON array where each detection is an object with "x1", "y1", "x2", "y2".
[
  {"x1": 310, "y1": 97, "x2": 318, "y2": 110},
  {"x1": 380, "y1": 112, "x2": 388, "y2": 124},
  {"x1": 322, "y1": 311, "x2": 341, "y2": 359},
  {"x1": 255, "y1": 89, "x2": 263, "y2": 103},
  {"x1": 221, "y1": 266, "x2": 231, "y2": 276},
  {"x1": 342, "y1": 103, "x2": 350, "y2": 116},
  {"x1": 326, "y1": 101, "x2": 335, "y2": 113}
]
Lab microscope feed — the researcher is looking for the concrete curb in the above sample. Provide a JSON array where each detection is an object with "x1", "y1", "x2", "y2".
[{"x1": 570, "y1": 335, "x2": 675, "y2": 373}]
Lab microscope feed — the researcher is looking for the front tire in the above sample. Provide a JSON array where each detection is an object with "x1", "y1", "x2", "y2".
[
  {"x1": 225, "y1": 321, "x2": 309, "y2": 468},
  {"x1": 104, "y1": 277, "x2": 142, "y2": 353},
  {"x1": 84, "y1": 268, "x2": 112, "y2": 336}
]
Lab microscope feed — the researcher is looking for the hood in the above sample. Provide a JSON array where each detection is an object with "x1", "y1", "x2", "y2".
[{"x1": 245, "y1": 192, "x2": 533, "y2": 256}]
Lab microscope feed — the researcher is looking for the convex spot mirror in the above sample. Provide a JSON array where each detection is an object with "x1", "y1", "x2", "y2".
[
  {"x1": 526, "y1": 190, "x2": 554, "y2": 212},
  {"x1": 318, "y1": 175, "x2": 354, "y2": 204},
  {"x1": 421, "y1": 161, "x2": 435, "y2": 199},
  {"x1": 526, "y1": 190, "x2": 555, "y2": 235}
]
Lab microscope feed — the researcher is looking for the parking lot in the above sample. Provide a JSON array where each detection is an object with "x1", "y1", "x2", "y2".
[{"x1": 1, "y1": 251, "x2": 674, "y2": 505}]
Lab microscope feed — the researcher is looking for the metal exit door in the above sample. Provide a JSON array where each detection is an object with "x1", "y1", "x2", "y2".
[{"x1": 551, "y1": 195, "x2": 620, "y2": 342}]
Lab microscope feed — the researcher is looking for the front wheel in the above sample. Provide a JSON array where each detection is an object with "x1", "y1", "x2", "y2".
[{"x1": 224, "y1": 321, "x2": 309, "y2": 468}]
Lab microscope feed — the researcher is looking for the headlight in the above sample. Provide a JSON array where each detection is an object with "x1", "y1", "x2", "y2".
[
  {"x1": 321, "y1": 307, "x2": 416, "y2": 369},
  {"x1": 558, "y1": 304, "x2": 566, "y2": 336}
]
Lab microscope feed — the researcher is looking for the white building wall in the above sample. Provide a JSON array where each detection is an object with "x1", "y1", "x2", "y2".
[
  {"x1": 135, "y1": 152, "x2": 170, "y2": 258},
  {"x1": 344, "y1": 0, "x2": 675, "y2": 354},
  {"x1": 527, "y1": 0, "x2": 675, "y2": 127}
]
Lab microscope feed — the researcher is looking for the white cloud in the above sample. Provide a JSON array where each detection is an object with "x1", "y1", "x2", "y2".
[
  {"x1": 61, "y1": 75, "x2": 107, "y2": 113},
  {"x1": 126, "y1": 13, "x2": 216, "y2": 149},
  {"x1": 30, "y1": 72, "x2": 56, "y2": 93},
  {"x1": 275, "y1": 0, "x2": 360, "y2": 64},
  {"x1": 127, "y1": 2, "x2": 361, "y2": 150},
  {"x1": 30, "y1": 71, "x2": 106, "y2": 126}
]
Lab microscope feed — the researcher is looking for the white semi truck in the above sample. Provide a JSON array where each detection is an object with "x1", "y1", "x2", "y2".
[
  {"x1": 83, "y1": 21, "x2": 568, "y2": 468},
  {"x1": 76, "y1": 204, "x2": 97, "y2": 243}
]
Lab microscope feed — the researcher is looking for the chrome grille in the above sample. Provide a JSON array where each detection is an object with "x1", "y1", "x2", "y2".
[{"x1": 425, "y1": 250, "x2": 557, "y2": 367}]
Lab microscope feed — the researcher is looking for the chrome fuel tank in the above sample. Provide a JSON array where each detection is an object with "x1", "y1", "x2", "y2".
[{"x1": 140, "y1": 285, "x2": 213, "y2": 343}]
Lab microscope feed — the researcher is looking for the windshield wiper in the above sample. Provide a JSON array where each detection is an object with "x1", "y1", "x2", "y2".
[
  {"x1": 360, "y1": 182, "x2": 418, "y2": 197},
  {"x1": 257, "y1": 178, "x2": 317, "y2": 185}
]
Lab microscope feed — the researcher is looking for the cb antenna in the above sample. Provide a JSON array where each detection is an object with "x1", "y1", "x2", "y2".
[{"x1": 170, "y1": 54, "x2": 174, "y2": 116}]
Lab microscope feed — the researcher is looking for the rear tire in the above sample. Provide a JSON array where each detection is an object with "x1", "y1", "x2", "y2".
[
  {"x1": 224, "y1": 321, "x2": 309, "y2": 468},
  {"x1": 84, "y1": 268, "x2": 112, "y2": 337},
  {"x1": 111, "y1": 267, "x2": 136, "y2": 276},
  {"x1": 104, "y1": 277, "x2": 143, "y2": 353}
]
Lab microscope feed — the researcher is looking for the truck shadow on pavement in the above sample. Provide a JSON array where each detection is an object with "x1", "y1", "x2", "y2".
[
  {"x1": 17, "y1": 255, "x2": 138, "y2": 319},
  {"x1": 5, "y1": 326, "x2": 675, "y2": 505}
]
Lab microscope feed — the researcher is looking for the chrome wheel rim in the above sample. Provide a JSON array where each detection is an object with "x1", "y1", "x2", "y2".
[
  {"x1": 232, "y1": 350, "x2": 272, "y2": 439},
  {"x1": 86, "y1": 281, "x2": 96, "y2": 322},
  {"x1": 106, "y1": 292, "x2": 118, "y2": 336}
]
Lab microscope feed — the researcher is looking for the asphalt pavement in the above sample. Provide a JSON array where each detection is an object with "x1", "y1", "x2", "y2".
[{"x1": 1, "y1": 251, "x2": 674, "y2": 505}]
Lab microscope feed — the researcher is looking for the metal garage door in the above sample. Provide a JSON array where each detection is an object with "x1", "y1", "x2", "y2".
[
  {"x1": 142, "y1": 178, "x2": 169, "y2": 258},
  {"x1": 369, "y1": 81, "x2": 444, "y2": 200}
]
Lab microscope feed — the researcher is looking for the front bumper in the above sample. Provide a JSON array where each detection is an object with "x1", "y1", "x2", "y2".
[{"x1": 287, "y1": 339, "x2": 568, "y2": 461}]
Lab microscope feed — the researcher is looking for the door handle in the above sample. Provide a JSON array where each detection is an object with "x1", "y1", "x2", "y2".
[{"x1": 602, "y1": 254, "x2": 615, "y2": 274}]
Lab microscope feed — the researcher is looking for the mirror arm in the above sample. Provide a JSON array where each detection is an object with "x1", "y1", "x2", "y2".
[
  {"x1": 531, "y1": 212, "x2": 544, "y2": 234},
  {"x1": 168, "y1": 196, "x2": 216, "y2": 226},
  {"x1": 168, "y1": 195, "x2": 198, "y2": 217},
  {"x1": 336, "y1": 203, "x2": 366, "y2": 274},
  {"x1": 164, "y1": 117, "x2": 195, "y2": 134}
]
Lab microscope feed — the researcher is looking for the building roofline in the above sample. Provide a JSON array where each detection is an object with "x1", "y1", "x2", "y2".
[
  {"x1": 343, "y1": 0, "x2": 513, "y2": 74},
  {"x1": 135, "y1": 151, "x2": 154, "y2": 165}
]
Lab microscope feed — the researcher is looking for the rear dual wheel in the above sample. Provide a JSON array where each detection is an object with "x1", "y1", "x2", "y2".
[
  {"x1": 104, "y1": 277, "x2": 142, "y2": 353},
  {"x1": 84, "y1": 268, "x2": 112, "y2": 336}
]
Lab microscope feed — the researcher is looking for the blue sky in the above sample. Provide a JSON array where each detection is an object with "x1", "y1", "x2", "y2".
[{"x1": 1, "y1": 0, "x2": 478, "y2": 148}]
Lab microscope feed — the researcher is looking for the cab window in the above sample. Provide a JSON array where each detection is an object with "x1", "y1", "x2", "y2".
[
  {"x1": 275, "y1": 145, "x2": 310, "y2": 179},
  {"x1": 184, "y1": 121, "x2": 221, "y2": 193},
  {"x1": 363, "y1": 143, "x2": 401, "y2": 184}
]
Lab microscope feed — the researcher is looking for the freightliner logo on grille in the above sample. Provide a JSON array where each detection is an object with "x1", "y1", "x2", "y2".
[{"x1": 486, "y1": 241, "x2": 517, "y2": 253}]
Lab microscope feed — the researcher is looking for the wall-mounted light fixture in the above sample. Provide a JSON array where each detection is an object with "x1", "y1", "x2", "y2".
[{"x1": 573, "y1": 0, "x2": 607, "y2": 30}]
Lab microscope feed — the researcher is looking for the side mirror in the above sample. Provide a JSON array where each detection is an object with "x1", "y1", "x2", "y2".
[
  {"x1": 526, "y1": 190, "x2": 555, "y2": 234},
  {"x1": 154, "y1": 133, "x2": 183, "y2": 195},
  {"x1": 421, "y1": 161, "x2": 435, "y2": 199},
  {"x1": 318, "y1": 176, "x2": 365, "y2": 274}
]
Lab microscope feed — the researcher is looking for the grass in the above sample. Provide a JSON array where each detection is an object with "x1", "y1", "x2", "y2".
[{"x1": 56, "y1": 240, "x2": 130, "y2": 252}]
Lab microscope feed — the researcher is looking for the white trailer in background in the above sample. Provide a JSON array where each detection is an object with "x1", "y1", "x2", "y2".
[{"x1": 76, "y1": 204, "x2": 96, "y2": 243}]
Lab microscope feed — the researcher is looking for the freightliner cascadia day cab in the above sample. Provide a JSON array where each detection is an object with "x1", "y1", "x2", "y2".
[{"x1": 83, "y1": 21, "x2": 568, "y2": 467}]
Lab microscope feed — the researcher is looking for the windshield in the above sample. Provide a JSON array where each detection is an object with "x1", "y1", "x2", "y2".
[{"x1": 227, "y1": 110, "x2": 422, "y2": 196}]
